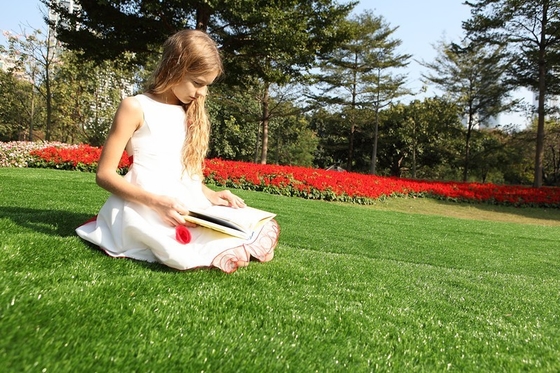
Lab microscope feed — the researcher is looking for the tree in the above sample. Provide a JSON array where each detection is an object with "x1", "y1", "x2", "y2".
[
  {"x1": 213, "y1": 1, "x2": 355, "y2": 164},
  {"x1": 207, "y1": 78, "x2": 313, "y2": 165},
  {"x1": 4, "y1": 27, "x2": 60, "y2": 141},
  {"x1": 543, "y1": 119, "x2": 560, "y2": 185},
  {"x1": 375, "y1": 99, "x2": 463, "y2": 179},
  {"x1": 0, "y1": 68, "x2": 41, "y2": 141},
  {"x1": 401, "y1": 98, "x2": 463, "y2": 179},
  {"x1": 45, "y1": 0, "x2": 356, "y2": 163},
  {"x1": 311, "y1": 11, "x2": 411, "y2": 172},
  {"x1": 309, "y1": 108, "x2": 352, "y2": 170},
  {"x1": 52, "y1": 51, "x2": 137, "y2": 145},
  {"x1": 421, "y1": 40, "x2": 515, "y2": 181},
  {"x1": 519, "y1": 117, "x2": 560, "y2": 186},
  {"x1": 268, "y1": 105, "x2": 318, "y2": 167},
  {"x1": 463, "y1": 0, "x2": 560, "y2": 187},
  {"x1": 207, "y1": 82, "x2": 263, "y2": 162}
]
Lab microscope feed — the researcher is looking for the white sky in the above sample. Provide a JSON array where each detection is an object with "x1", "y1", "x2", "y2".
[{"x1": 1, "y1": 0, "x2": 532, "y2": 127}]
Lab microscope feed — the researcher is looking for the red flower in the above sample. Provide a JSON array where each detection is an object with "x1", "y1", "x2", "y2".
[
  {"x1": 175, "y1": 225, "x2": 192, "y2": 244},
  {"x1": 23, "y1": 143, "x2": 560, "y2": 208}
]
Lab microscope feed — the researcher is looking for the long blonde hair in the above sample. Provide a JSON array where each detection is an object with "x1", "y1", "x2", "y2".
[{"x1": 146, "y1": 29, "x2": 223, "y2": 177}]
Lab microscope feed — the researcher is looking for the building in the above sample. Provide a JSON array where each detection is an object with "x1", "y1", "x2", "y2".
[{"x1": 48, "y1": 0, "x2": 81, "y2": 31}]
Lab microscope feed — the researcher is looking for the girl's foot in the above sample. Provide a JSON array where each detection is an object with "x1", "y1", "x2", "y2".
[
  {"x1": 244, "y1": 220, "x2": 279, "y2": 262},
  {"x1": 212, "y1": 245, "x2": 250, "y2": 273}
]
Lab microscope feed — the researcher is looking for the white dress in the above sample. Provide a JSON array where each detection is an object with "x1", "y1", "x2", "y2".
[{"x1": 76, "y1": 94, "x2": 278, "y2": 271}]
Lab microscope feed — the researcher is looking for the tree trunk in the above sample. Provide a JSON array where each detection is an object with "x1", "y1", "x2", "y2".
[
  {"x1": 370, "y1": 106, "x2": 379, "y2": 174},
  {"x1": 463, "y1": 112, "x2": 474, "y2": 182},
  {"x1": 253, "y1": 121, "x2": 260, "y2": 163},
  {"x1": 533, "y1": 6, "x2": 548, "y2": 187},
  {"x1": 196, "y1": 4, "x2": 212, "y2": 31},
  {"x1": 347, "y1": 123, "x2": 355, "y2": 171},
  {"x1": 411, "y1": 117, "x2": 417, "y2": 178},
  {"x1": 28, "y1": 82, "x2": 35, "y2": 141},
  {"x1": 370, "y1": 68, "x2": 382, "y2": 175},
  {"x1": 45, "y1": 65, "x2": 52, "y2": 141},
  {"x1": 259, "y1": 82, "x2": 270, "y2": 164}
]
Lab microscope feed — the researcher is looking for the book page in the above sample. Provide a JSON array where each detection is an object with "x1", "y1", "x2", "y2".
[
  {"x1": 188, "y1": 205, "x2": 276, "y2": 232},
  {"x1": 182, "y1": 215, "x2": 252, "y2": 239},
  {"x1": 183, "y1": 205, "x2": 276, "y2": 238}
]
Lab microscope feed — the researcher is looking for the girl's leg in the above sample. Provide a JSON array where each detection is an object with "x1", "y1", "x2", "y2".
[
  {"x1": 244, "y1": 219, "x2": 279, "y2": 262},
  {"x1": 211, "y1": 245, "x2": 250, "y2": 274}
]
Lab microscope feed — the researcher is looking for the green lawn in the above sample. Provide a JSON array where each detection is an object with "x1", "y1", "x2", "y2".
[{"x1": 1, "y1": 168, "x2": 559, "y2": 372}]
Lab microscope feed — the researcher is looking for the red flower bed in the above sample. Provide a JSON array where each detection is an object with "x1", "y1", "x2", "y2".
[
  {"x1": 204, "y1": 159, "x2": 560, "y2": 207},
  {"x1": 26, "y1": 143, "x2": 560, "y2": 208},
  {"x1": 29, "y1": 144, "x2": 130, "y2": 173}
]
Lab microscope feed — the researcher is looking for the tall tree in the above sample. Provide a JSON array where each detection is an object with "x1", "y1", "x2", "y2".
[
  {"x1": 401, "y1": 98, "x2": 463, "y2": 179},
  {"x1": 376, "y1": 99, "x2": 463, "y2": 179},
  {"x1": 4, "y1": 27, "x2": 59, "y2": 140},
  {"x1": 463, "y1": 0, "x2": 560, "y2": 187},
  {"x1": 212, "y1": 1, "x2": 355, "y2": 164},
  {"x1": 421, "y1": 40, "x2": 515, "y2": 181},
  {"x1": 53, "y1": 51, "x2": 137, "y2": 145},
  {"x1": 311, "y1": 11, "x2": 410, "y2": 171},
  {"x1": 309, "y1": 108, "x2": 352, "y2": 170},
  {"x1": 45, "y1": 0, "x2": 356, "y2": 163},
  {"x1": 0, "y1": 68, "x2": 41, "y2": 141},
  {"x1": 207, "y1": 81, "x2": 264, "y2": 162},
  {"x1": 541, "y1": 119, "x2": 560, "y2": 185}
]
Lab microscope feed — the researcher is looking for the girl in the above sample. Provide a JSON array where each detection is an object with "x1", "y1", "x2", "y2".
[{"x1": 76, "y1": 29, "x2": 279, "y2": 273}]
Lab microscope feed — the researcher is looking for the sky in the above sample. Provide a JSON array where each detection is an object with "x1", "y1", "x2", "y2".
[{"x1": 1, "y1": 0, "x2": 532, "y2": 127}]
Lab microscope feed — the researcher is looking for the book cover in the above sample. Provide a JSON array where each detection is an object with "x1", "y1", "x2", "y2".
[{"x1": 183, "y1": 205, "x2": 276, "y2": 239}]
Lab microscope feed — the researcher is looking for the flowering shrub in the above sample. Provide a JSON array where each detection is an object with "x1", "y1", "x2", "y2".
[
  {"x1": 28, "y1": 143, "x2": 130, "y2": 174},
  {"x1": 3, "y1": 141, "x2": 560, "y2": 208},
  {"x1": 0, "y1": 141, "x2": 70, "y2": 168},
  {"x1": 204, "y1": 159, "x2": 560, "y2": 208}
]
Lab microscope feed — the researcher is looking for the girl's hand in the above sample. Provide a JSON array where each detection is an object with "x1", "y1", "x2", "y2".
[
  {"x1": 152, "y1": 195, "x2": 197, "y2": 227},
  {"x1": 208, "y1": 190, "x2": 246, "y2": 208}
]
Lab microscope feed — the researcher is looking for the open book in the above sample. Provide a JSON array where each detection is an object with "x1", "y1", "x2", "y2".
[{"x1": 183, "y1": 205, "x2": 276, "y2": 239}]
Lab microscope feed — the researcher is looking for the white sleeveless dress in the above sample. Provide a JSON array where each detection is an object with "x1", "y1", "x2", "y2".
[{"x1": 76, "y1": 94, "x2": 278, "y2": 271}]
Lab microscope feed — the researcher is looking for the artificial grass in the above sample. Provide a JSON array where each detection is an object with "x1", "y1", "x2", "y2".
[{"x1": 0, "y1": 167, "x2": 559, "y2": 372}]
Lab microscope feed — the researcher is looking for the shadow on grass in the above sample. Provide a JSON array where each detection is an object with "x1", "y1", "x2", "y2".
[
  {"x1": 0, "y1": 206, "x2": 93, "y2": 237},
  {"x1": 0, "y1": 205, "x2": 184, "y2": 273},
  {"x1": 373, "y1": 197, "x2": 560, "y2": 226},
  {"x1": 432, "y1": 199, "x2": 560, "y2": 225}
]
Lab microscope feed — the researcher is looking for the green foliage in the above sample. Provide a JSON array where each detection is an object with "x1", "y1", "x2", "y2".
[
  {"x1": 464, "y1": 0, "x2": 560, "y2": 94},
  {"x1": 309, "y1": 108, "x2": 351, "y2": 169},
  {"x1": 1, "y1": 168, "x2": 560, "y2": 372},
  {"x1": 311, "y1": 10, "x2": 411, "y2": 171},
  {"x1": 214, "y1": 0, "x2": 357, "y2": 86},
  {"x1": 397, "y1": 98, "x2": 464, "y2": 179},
  {"x1": 421, "y1": 40, "x2": 516, "y2": 181},
  {"x1": 270, "y1": 116, "x2": 318, "y2": 167},
  {"x1": 0, "y1": 70, "x2": 41, "y2": 141},
  {"x1": 524, "y1": 118, "x2": 560, "y2": 186},
  {"x1": 4, "y1": 27, "x2": 61, "y2": 141},
  {"x1": 45, "y1": 0, "x2": 357, "y2": 166},
  {"x1": 3, "y1": 2, "x2": 556, "y2": 186},
  {"x1": 208, "y1": 82, "x2": 263, "y2": 162},
  {"x1": 463, "y1": 0, "x2": 560, "y2": 187},
  {"x1": 47, "y1": 0, "x2": 356, "y2": 81},
  {"x1": 208, "y1": 80, "x2": 318, "y2": 166},
  {"x1": 314, "y1": 11, "x2": 410, "y2": 107},
  {"x1": 316, "y1": 97, "x2": 465, "y2": 177},
  {"x1": 52, "y1": 51, "x2": 138, "y2": 146},
  {"x1": 2, "y1": 28, "x2": 137, "y2": 145}
]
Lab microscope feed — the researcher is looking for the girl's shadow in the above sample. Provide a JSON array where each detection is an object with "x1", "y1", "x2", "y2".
[
  {"x1": 0, "y1": 206, "x2": 206, "y2": 273},
  {"x1": 0, "y1": 206, "x2": 92, "y2": 237}
]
